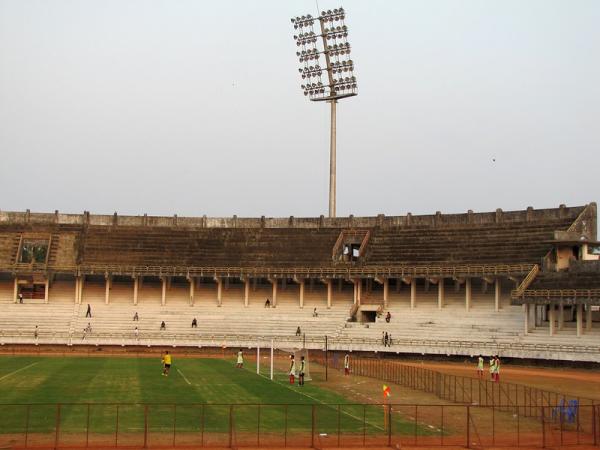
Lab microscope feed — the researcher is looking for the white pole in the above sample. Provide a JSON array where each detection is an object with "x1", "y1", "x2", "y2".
[
  {"x1": 256, "y1": 342, "x2": 260, "y2": 375},
  {"x1": 270, "y1": 338, "x2": 274, "y2": 380}
]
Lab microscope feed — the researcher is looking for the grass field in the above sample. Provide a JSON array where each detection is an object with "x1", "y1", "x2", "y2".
[{"x1": 0, "y1": 355, "x2": 427, "y2": 442}]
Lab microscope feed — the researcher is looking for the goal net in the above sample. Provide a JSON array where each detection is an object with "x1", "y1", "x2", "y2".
[{"x1": 259, "y1": 345, "x2": 312, "y2": 382}]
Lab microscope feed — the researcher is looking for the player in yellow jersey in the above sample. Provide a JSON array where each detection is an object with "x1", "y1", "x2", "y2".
[{"x1": 162, "y1": 351, "x2": 172, "y2": 376}]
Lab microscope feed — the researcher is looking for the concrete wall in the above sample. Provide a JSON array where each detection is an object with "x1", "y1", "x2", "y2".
[{"x1": 0, "y1": 203, "x2": 592, "y2": 230}]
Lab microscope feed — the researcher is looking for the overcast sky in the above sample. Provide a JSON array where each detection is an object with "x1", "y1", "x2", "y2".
[{"x1": 0, "y1": 0, "x2": 598, "y2": 218}]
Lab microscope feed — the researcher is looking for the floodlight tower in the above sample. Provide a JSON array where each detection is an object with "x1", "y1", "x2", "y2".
[{"x1": 291, "y1": 7, "x2": 357, "y2": 218}]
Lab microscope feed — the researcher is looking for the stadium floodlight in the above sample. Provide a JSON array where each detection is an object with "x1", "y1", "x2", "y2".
[{"x1": 291, "y1": 6, "x2": 357, "y2": 218}]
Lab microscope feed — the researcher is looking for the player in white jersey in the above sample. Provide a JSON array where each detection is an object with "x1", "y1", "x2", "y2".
[{"x1": 289, "y1": 355, "x2": 296, "y2": 384}]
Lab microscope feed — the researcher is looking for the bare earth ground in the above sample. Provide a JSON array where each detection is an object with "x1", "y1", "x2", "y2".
[{"x1": 398, "y1": 359, "x2": 600, "y2": 401}]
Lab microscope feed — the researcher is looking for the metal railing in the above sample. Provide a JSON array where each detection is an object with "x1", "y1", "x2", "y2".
[
  {"x1": 511, "y1": 288, "x2": 600, "y2": 302},
  {"x1": 2, "y1": 262, "x2": 536, "y2": 279},
  {"x1": 323, "y1": 356, "x2": 597, "y2": 417},
  {"x1": 513, "y1": 264, "x2": 540, "y2": 295},
  {"x1": 2, "y1": 332, "x2": 600, "y2": 357},
  {"x1": 0, "y1": 402, "x2": 597, "y2": 448}
]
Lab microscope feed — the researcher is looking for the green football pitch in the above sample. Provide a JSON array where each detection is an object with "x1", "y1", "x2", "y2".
[{"x1": 0, "y1": 355, "x2": 429, "y2": 439}]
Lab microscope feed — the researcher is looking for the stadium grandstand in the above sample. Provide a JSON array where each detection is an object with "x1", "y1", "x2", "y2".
[{"x1": 0, "y1": 202, "x2": 598, "y2": 362}]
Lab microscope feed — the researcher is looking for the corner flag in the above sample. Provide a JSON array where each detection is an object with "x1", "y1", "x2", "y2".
[{"x1": 383, "y1": 384, "x2": 391, "y2": 398}]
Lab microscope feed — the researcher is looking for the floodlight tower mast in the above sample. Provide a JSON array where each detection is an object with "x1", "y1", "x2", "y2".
[{"x1": 291, "y1": 7, "x2": 357, "y2": 218}]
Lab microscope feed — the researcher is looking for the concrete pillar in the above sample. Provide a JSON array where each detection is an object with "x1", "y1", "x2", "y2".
[
  {"x1": 13, "y1": 277, "x2": 18, "y2": 303},
  {"x1": 524, "y1": 304, "x2": 530, "y2": 335},
  {"x1": 79, "y1": 276, "x2": 85, "y2": 304},
  {"x1": 161, "y1": 277, "x2": 167, "y2": 306},
  {"x1": 327, "y1": 280, "x2": 332, "y2": 309},
  {"x1": 244, "y1": 279, "x2": 250, "y2": 307},
  {"x1": 410, "y1": 279, "x2": 416, "y2": 309},
  {"x1": 465, "y1": 278, "x2": 472, "y2": 311},
  {"x1": 299, "y1": 279, "x2": 305, "y2": 309},
  {"x1": 383, "y1": 279, "x2": 389, "y2": 309},
  {"x1": 586, "y1": 305, "x2": 593, "y2": 331},
  {"x1": 133, "y1": 277, "x2": 139, "y2": 306},
  {"x1": 576, "y1": 304, "x2": 583, "y2": 337},
  {"x1": 271, "y1": 279, "x2": 278, "y2": 307},
  {"x1": 437, "y1": 279, "x2": 444, "y2": 309},
  {"x1": 74, "y1": 277, "x2": 79, "y2": 304},
  {"x1": 548, "y1": 304, "x2": 555, "y2": 336},
  {"x1": 494, "y1": 278, "x2": 501, "y2": 312},
  {"x1": 352, "y1": 281, "x2": 357, "y2": 305},
  {"x1": 216, "y1": 277, "x2": 223, "y2": 307},
  {"x1": 104, "y1": 276, "x2": 110, "y2": 305},
  {"x1": 44, "y1": 279, "x2": 49, "y2": 304},
  {"x1": 558, "y1": 302, "x2": 564, "y2": 330},
  {"x1": 188, "y1": 278, "x2": 194, "y2": 306},
  {"x1": 356, "y1": 279, "x2": 362, "y2": 305}
]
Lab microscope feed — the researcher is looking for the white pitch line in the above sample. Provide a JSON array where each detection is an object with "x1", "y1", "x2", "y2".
[
  {"x1": 0, "y1": 362, "x2": 39, "y2": 382},
  {"x1": 176, "y1": 368, "x2": 191, "y2": 385},
  {"x1": 256, "y1": 372, "x2": 384, "y2": 431}
]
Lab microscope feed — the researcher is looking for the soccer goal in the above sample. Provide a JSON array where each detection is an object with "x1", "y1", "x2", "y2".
[{"x1": 255, "y1": 340, "x2": 312, "y2": 382}]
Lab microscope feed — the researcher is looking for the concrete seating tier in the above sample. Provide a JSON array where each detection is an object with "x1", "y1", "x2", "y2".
[
  {"x1": 528, "y1": 272, "x2": 600, "y2": 290},
  {"x1": 70, "y1": 303, "x2": 350, "y2": 342},
  {"x1": 339, "y1": 292, "x2": 600, "y2": 353},
  {"x1": 0, "y1": 304, "x2": 74, "y2": 343},
  {"x1": 365, "y1": 219, "x2": 574, "y2": 266},
  {"x1": 80, "y1": 227, "x2": 342, "y2": 267},
  {"x1": 0, "y1": 234, "x2": 18, "y2": 266}
]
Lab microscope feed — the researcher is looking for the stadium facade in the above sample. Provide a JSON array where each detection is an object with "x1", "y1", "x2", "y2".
[{"x1": 0, "y1": 203, "x2": 598, "y2": 362}]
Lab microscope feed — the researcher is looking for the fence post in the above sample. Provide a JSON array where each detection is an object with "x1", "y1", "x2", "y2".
[
  {"x1": 363, "y1": 404, "x2": 367, "y2": 446},
  {"x1": 387, "y1": 404, "x2": 392, "y2": 446},
  {"x1": 338, "y1": 405, "x2": 342, "y2": 447},
  {"x1": 560, "y1": 401, "x2": 564, "y2": 446},
  {"x1": 173, "y1": 404, "x2": 177, "y2": 447},
  {"x1": 54, "y1": 404, "x2": 61, "y2": 450},
  {"x1": 229, "y1": 405, "x2": 233, "y2": 448},
  {"x1": 257, "y1": 404, "x2": 261, "y2": 447},
  {"x1": 514, "y1": 406, "x2": 520, "y2": 447},
  {"x1": 541, "y1": 405, "x2": 546, "y2": 448},
  {"x1": 143, "y1": 405, "x2": 148, "y2": 448},
  {"x1": 115, "y1": 404, "x2": 119, "y2": 448},
  {"x1": 413, "y1": 405, "x2": 418, "y2": 446},
  {"x1": 86, "y1": 403, "x2": 90, "y2": 448},
  {"x1": 311, "y1": 404, "x2": 316, "y2": 448},
  {"x1": 592, "y1": 405, "x2": 598, "y2": 447},
  {"x1": 466, "y1": 405, "x2": 470, "y2": 449},
  {"x1": 201, "y1": 404, "x2": 205, "y2": 447},
  {"x1": 440, "y1": 405, "x2": 444, "y2": 446},
  {"x1": 24, "y1": 405, "x2": 30, "y2": 449},
  {"x1": 284, "y1": 404, "x2": 288, "y2": 447}
]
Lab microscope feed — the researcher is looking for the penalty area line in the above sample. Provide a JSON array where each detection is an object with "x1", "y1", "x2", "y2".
[
  {"x1": 255, "y1": 372, "x2": 384, "y2": 431},
  {"x1": 176, "y1": 368, "x2": 192, "y2": 385},
  {"x1": 0, "y1": 362, "x2": 40, "y2": 383}
]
